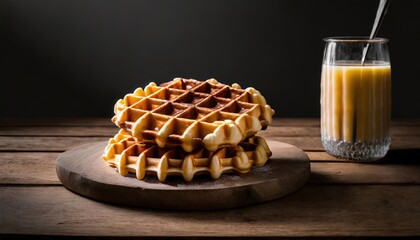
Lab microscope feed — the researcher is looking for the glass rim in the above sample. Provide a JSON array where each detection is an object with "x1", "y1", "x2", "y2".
[{"x1": 323, "y1": 36, "x2": 389, "y2": 43}]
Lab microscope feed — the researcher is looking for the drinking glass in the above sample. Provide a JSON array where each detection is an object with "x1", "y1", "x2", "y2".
[{"x1": 321, "y1": 37, "x2": 391, "y2": 161}]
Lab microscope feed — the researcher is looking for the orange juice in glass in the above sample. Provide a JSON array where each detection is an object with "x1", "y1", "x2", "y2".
[{"x1": 321, "y1": 37, "x2": 391, "y2": 161}]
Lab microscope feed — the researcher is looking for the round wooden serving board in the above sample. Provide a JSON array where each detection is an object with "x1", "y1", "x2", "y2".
[{"x1": 56, "y1": 140, "x2": 310, "y2": 210}]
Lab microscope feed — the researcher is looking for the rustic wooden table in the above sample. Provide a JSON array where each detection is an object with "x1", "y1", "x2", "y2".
[{"x1": 1, "y1": 118, "x2": 419, "y2": 238}]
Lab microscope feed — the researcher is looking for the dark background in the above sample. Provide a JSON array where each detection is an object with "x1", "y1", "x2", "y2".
[{"x1": 1, "y1": 0, "x2": 419, "y2": 118}]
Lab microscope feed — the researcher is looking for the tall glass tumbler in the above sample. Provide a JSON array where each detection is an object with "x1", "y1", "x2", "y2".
[{"x1": 321, "y1": 37, "x2": 391, "y2": 161}]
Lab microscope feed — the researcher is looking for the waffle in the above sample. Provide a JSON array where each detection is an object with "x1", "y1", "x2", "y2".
[
  {"x1": 112, "y1": 78, "x2": 275, "y2": 152},
  {"x1": 103, "y1": 129, "x2": 272, "y2": 182}
]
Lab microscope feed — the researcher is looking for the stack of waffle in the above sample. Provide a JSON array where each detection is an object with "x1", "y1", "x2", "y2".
[{"x1": 103, "y1": 78, "x2": 275, "y2": 182}]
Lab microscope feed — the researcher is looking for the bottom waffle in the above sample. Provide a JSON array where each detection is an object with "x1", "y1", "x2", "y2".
[{"x1": 103, "y1": 130, "x2": 272, "y2": 182}]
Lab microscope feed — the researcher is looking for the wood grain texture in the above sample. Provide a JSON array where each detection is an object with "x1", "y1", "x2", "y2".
[
  {"x1": 310, "y1": 162, "x2": 420, "y2": 184},
  {"x1": 2, "y1": 152, "x2": 420, "y2": 186},
  {"x1": 0, "y1": 152, "x2": 61, "y2": 185},
  {"x1": 0, "y1": 118, "x2": 419, "y2": 237},
  {"x1": 1, "y1": 185, "x2": 419, "y2": 237},
  {"x1": 0, "y1": 136, "x2": 109, "y2": 151}
]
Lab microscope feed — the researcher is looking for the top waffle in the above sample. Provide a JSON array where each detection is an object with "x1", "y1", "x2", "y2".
[{"x1": 113, "y1": 78, "x2": 275, "y2": 152}]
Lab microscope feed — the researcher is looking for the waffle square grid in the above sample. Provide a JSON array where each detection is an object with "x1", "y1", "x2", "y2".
[{"x1": 113, "y1": 78, "x2": 275, "y2": 152}]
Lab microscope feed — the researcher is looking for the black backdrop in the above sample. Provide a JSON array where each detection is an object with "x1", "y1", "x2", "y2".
[{"x1": 1, "y1": 0, "x2": 420, "y2": 118}]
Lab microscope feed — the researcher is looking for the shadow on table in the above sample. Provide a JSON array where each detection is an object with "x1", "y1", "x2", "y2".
[{"x1": 384, "y1": 148, "x2": 420, "y2": 164}]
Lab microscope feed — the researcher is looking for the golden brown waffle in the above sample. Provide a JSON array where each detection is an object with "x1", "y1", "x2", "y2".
[
  {"x1": 103, "y1": 129, "x2": 272, "y2": 182},
  {"x1": 112, "y1": 78, "x2": 275, "y2": 152}
]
